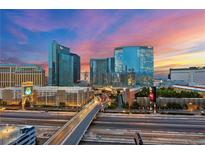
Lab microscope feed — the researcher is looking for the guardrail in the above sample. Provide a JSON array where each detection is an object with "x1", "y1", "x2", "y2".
[
  {"x1": 63, "y1": 104, "x2": 101, "y2": 145},
  {"x1": 44, "y1": 100, "x2": 97, "y2": 145},
  {"x1": 77, "y1": 108, "x2": 99, "y2": 143}
]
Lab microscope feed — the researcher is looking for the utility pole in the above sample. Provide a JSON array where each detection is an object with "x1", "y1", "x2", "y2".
[{"x1": 149, "y1": 87, "x2": 156, "y2": 114}]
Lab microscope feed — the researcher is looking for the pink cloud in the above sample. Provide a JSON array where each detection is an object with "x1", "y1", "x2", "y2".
[
  {"x1": 5, "y1": 10, "x2": 205, "y2": 77},
  {"x1": 8, "y1": 27, "x2": 28, "y2": 44},
  {"x1": 75, "y1": 10, "x2": 205, "y2": 74}
]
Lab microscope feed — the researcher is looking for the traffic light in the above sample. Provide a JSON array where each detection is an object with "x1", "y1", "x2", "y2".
[{"x1": 149, "y1": 86, "x2": 156, "y2": 102}]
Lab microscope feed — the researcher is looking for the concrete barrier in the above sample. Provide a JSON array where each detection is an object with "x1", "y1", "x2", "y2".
[{"x1": 136, "y1": 97, "x2": 205, "y2": 107}]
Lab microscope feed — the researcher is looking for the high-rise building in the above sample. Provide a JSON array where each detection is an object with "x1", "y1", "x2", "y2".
[
  {"x1": 48, "y1": 41, "x2": 80, "y2": 86},
  {"x1": 0, "y1": 64, "x2": 16, "y2": 87},
  {"x1": 114, "y1": 46, "x2": 154, "y2": 86},
  {"x1": 15, "y1": 64, "x2": 46, "y2": 87},
  {"x1": 0, "y1": 64, "x2": 45, "y2": 88},
  {"x1": 70, "y1": 53, "x2": 80, "y2": 83},
  {"x1": 90, "y1": 57, "x2": 114, "y2": 86},
  {"x1": 169, "y1": 67, "x2": 205, "y2": 86}
]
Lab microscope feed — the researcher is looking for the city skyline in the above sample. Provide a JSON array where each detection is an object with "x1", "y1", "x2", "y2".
[{"x1": 1, "y1": 10, "x2": 205, "y2": 78}]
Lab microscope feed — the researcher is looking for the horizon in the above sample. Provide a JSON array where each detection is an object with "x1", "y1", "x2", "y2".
[{"x1": 1, "y1": 9, "x2": 205, "y2": 78}]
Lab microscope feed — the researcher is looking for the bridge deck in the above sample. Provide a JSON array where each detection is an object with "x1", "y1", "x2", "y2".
[{"x1": 44, "y1": 100, "x2": 101, "y2": 145}]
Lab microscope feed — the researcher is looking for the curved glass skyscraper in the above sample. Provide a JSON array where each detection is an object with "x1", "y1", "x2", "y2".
[
  {"x1": 48, "y1": 41, "x2": 80, "y2": 86},
  {"x1": 114, "y1": 46, "x2": 154, "y2": 86}
]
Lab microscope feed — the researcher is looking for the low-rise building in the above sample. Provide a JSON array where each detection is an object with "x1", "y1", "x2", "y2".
[
  {"x1": 169, "y1": 67, "x2": 205, "y2": 86},
  {"x1": 0, "y1": 86, "x2": 93, "y2": 107},
  {"x1": 0, "y1": 125, "x2": 36, "y2": 145}
]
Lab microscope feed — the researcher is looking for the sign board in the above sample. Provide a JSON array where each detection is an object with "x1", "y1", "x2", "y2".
[
  {"x1": 22, "y1": 82, "x2": 33, "y2": 96},
  {"x1": 22, "y1": 81, "x2": 33, "y2": 87},
  {"x1": 21, "y1": 82, "x2": 34, "y2": 110},
  {"x1": 24, "y1": 86, "x2": 33, "y2": 95},
  {"x1": 149, "y1": 86, "x2": 156, "y2": 102}
]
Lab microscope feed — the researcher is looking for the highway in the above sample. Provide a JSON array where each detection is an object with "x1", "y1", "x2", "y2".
[
  {"x1": 44, "y1": 99, "x2": 103, "y2": 145},
  {"x1": 0, "y1": 110, "x2": 75, "y2": 120},
  {"x1": 0, "y1": 110, "x2": 74, "y2": 127},
  {"x1": 81, "y1": 113, "x2": 205, "y2": 145},
  {"x1": 0, "y1": 110, "x2": 72, "y2": 145},
  {"x1": 62, "y1": 104, "x2": 101, "y2": 144},
  {"x1": 0, "y1": 97, "x2": 105, "y2": 145},
  {"x1": 0, "y1": 117, "x2": 67, "y2": 126},
  {"x1": 92, "y1": 117, "x2": 205, "y2": 132}
]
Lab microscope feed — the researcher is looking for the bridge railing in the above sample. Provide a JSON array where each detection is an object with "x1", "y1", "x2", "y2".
[{"x1": 44, "y1": 99, "x2": 97, "y2": 145}]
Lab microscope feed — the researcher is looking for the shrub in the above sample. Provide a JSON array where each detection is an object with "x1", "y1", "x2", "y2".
[
  {"x1": 106, "y1": 101, "x2": 118, "y2": 110},
  {"x1": 136, "y1": 87, "x2": 149, "y2": 97},
  {"x1": 157, "y1": 88, "x2": 202, "y2": 98},
  {"x1": 131, "y1": 101, "x2": 140, "y2": 109},
  {"x1": 165, "y1": 103, "x2": 183, "y2": 109}
]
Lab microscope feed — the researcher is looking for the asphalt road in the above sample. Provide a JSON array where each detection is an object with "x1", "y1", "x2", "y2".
[
  {"x1": 0, "y1": 110, "x2": 74, "y2": 127},
  {"x1": 81, "y1": 113, "x2": 205, "y2": 145},
  {"x1": 0, "y1": 117, "x2": 67, "y2": 126},
  {"x1": 63, "y1": 104, "x2": 101, "y2": 144},
  {"x1": 45, "y1": 100, "x2": 102, "y2": 145},
  {"x1": 92, "y1": 114, "x2": 205, "y2": 133},
  {"x1": 0, "y1": 111, "x2": 75, "y2": 120}
]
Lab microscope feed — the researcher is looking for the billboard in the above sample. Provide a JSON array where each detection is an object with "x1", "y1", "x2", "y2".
[{"x1": 24, "y1": 86, "x2": 33, "y2": 95}]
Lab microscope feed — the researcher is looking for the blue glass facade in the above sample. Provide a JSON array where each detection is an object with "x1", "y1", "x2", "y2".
[
  {"x1": 71, "y1": 53, "x2": 80, "y2": 83},
  {"x1": 90, "y1": 57, "x2": 114, "y2": 86},
  {"x1": 48, "y1": 41, "x2": 80, "y2": 86},
  {"x1": 114, "y1": 46, "x2": 154, "y2": 86},
  {"x1": 58, "y1": 52, "x2": 73, "y2": 86}
]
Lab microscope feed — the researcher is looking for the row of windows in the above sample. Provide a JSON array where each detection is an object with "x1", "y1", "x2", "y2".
[
  {"x1": 0, "y1": 73, "x2": 45, "y2": 87},
  {"x1": 0, "y1": 67, "x2": 43, "y2": 72}
]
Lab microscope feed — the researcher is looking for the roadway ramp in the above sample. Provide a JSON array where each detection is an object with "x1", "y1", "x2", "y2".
[{"x1": 44, "y1": 100, "x2": 102, "y2": 145}]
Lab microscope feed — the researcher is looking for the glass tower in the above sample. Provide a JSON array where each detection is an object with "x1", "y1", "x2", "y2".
[
  {"x1": 90, "y1": 57, "x2": 114, "y2": 86},
  {"x1": 48, "y1": 41, "x2": 80, "y2": 86},
  {"x1": 114, "y1": 46, "x2": 154, "y2": 86},
  {"x1": 71, "y1": 53, "x2": 80, "y2": 83}
]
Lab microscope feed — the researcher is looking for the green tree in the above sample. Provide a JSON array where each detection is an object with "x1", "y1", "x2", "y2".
[
  {"x1": 157, "y1": 88, "x2": 202, "y2": 98},
  {"x1": 136, "y1": 87, "x2": 149, "y2": 97}
]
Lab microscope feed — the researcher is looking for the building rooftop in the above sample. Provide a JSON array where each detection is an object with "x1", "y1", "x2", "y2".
[
  {"x1": 0, "y1": 63, "x2": 44, "y2": 70},
  {"x1": 0, "y1": 86, "x2": 91, "y2": 92},
  {"x1": 0, "y1": 125, "x2": 33, "y2": 145},
  {"x1": 34, "y1": 86, "x2": 91, "y2": 92},
  {"x1": 114, "y1": 45, "x2": 153, "y2": 50},
  {"x1": 70, "y1": 53, "x2": 80, "y2": 57},
  {"x1": 90, "y1": 58, "x2": 109, "y2": 61},
  {"x1": 0, "y1": 63, "x2": 16, "y2": 67},
  {"x1": 170, "y1": 67, "x2": 205, "y2": 71},
  {"x1": 90, "y1": 57, "x2": 114, "y2": 61}
]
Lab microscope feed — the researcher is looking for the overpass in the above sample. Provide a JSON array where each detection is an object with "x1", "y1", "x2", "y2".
[{"x1": 44, "y1": 97, "x2": 104, "y2": 145}]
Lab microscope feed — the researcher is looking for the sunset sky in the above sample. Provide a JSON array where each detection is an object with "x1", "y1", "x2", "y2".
[{"x1": 0, "y1": 10, "x2": 205, "y2": 78}]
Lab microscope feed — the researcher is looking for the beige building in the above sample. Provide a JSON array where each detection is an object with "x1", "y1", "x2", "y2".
[
  {"x1": 170, "y1": 67, "x2": 205, "y2": 86},
  {"x1": 0, "y1": 64, "x2": 46, "y2": 88},
  {"x1": 0, "y1": 86, "x2": 94, "y2": 107}
]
